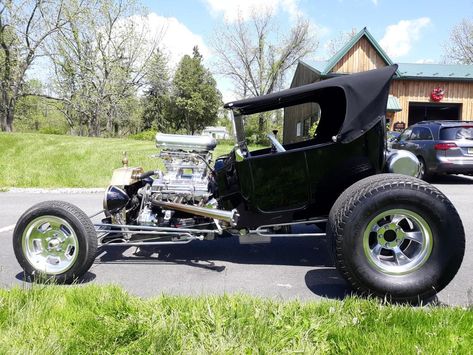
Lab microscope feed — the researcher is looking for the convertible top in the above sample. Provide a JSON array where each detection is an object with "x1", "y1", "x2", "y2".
[{"x1": 224, "y1": 65, "x2": 398, "y2": 143}]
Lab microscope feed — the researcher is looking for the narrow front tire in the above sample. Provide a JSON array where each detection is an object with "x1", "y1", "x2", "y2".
[{"x1": 13, "y1": 201, "x2": 97, "y2": 283}]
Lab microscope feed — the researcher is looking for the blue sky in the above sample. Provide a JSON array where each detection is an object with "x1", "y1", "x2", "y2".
[
  {"x1": 144, "y1": 0, "x2": 472, "y2": 61},
  {"x1": 106, "y1": 1, "x2": 473, "y2": 101},
  {"x1": 138, "y1": 0, "x2": 472, "y2": 101}
]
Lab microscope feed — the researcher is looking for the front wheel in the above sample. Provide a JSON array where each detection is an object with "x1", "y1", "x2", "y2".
[
  {"x1": 327, "y1": 174, "x2": 465, "y2": 303},
  {"x1": 13, "y1": 201, "x2": 98, "y2": 283}
]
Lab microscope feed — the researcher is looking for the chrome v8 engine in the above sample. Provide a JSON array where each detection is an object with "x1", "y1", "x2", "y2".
[{"x1": 105, "y1": 132, "x2": 225, "y2": 228}]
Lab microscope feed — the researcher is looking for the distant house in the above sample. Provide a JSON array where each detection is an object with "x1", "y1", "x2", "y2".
[
  {"x1": 202, "y1": 126, "x2": 230, "y2": 139},
  {"x1": 284, "y1": 27, "x2": 473, "y2": 144}
]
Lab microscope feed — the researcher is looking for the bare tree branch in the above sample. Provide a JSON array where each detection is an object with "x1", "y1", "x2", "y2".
[
  {"x1": 0, "y1": 0, "x2": 71, "y2": 131},
  {"x1": 444, "y1": 19, "x2": 473, "y2": 64},
  {"x1": 49, "y1": 0, "x2": 162, "y2": 136},
  {"x1": 211, "y1": 10, "x2": 318, "y2": 132}
]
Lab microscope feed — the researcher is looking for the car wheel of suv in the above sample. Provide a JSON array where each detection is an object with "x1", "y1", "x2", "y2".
[
  {"x1": 416, "y1": 157, "x2": 429, "y2": 180},
  {"x1": 13, "y1": 201, "x2": 98, "y2": 284},
  {"x1": 327, "y1": 174, "x2": 465, "y2": 303}
]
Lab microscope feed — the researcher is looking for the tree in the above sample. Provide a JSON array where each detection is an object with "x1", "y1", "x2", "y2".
[
  {"x1": 15, "y1": 79, "x2": 44, "y2": 131},
  {"x1": 444, "y1": 19, "x2": 473, "y2": 64},
  {"x1": 51, "y1": 0, "x2": 161, "y2": 136},
  {"x1": 326, "y1": 28, "x2": 357, "y2": 57},
  {"x1": 0, "y1": 0, "x2": 68, "y2": 132},
  {"x1": 141, "y1": 49, "x2": 171, "y2": 131},
  {"x1": 169, "y1": 47, "x2": 222, "y2": 135},
  {"x1": 212, "y1": 11, "x2": 318, "y2": 132}
]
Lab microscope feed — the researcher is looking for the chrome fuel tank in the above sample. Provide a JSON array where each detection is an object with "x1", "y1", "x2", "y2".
[{"x1": 386, "y1": 149, "x2": 420, "y2": 177}]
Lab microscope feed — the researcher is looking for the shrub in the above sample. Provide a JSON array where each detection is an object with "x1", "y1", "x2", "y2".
[
  {"x1": 39, "y1": 126, "x2": 67, "y2": 135},
  {"x1": 128, "y1": 130, "x2": 156, "y2": 141}
]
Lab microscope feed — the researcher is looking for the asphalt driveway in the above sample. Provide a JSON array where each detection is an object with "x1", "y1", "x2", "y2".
[{"x1": 1, "y1": 175, "x2": 472, "y2": 305}]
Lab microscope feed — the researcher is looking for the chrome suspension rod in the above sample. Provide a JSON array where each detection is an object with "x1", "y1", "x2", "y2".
[
  {"x1": 94, "y1": 223, "x2": 218, "y2": 234},
  {"x1": 251, "y1": 218, "x2": 328, "y2": 237}
]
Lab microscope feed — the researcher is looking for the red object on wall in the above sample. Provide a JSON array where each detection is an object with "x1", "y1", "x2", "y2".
[{"x1": 431, "y1": 87, "x2": 445, "y2": 102}]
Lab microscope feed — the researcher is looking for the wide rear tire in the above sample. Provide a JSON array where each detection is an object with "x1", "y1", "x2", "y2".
[
  {"x1": 13, "y1": 201, "x2": 97, "y2": 283},
  {"x1": 327, "y1": 174, "x2": 465, "y2": 303}
]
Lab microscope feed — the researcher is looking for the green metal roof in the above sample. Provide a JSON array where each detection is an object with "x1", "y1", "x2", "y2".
[
  {"x1": 397, "y1": 63, "x2": 473, "y2": 80},
  {"x1": 299, "y1": 60, "x2": 326, "y2": 74},
  {"x1": 387, "y1": 95, "x2": 402, "y2": 112},
  {"x1": 296, "y1": 27, "x2": 473, "y2": 85}
]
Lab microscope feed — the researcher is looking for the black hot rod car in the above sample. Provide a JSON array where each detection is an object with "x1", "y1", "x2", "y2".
[{"x1": 13, "y1": 65, "x2": 465, "y2": 302}]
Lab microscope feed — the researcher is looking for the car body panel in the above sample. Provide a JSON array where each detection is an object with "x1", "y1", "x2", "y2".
[
  {"x1": 216, "y1": 65, "x2": 398, "y2": 228},
  {"x1": 216, "y1": 123, "x2": 384, "y2": 229}
]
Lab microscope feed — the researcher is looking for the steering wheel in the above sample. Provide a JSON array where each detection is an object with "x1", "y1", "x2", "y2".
[{"x1": 267, "y1": 133, "x2": 286, "y2": 153}]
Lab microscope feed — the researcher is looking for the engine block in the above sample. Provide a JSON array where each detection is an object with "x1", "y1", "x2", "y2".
[{"x1": 152, "y1": 133, "x2": 217, "y2": 203}]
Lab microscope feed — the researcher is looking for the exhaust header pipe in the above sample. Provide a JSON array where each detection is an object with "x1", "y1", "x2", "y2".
[{"x1": 152, "y1": 200, "x2": 239, "y2": 227}]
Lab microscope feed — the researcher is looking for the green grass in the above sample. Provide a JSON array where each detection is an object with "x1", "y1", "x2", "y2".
[
  {"x1": 0, "y1": 133, "x2": 246, "y2": 188},
  {"x1": 0, "y1": 285, "x2": 471, "y2": 354}
]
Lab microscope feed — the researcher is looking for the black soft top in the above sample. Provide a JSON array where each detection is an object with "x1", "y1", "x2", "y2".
[{"x1": 224, "y1": 65, "x2": 398, "y2": 143}]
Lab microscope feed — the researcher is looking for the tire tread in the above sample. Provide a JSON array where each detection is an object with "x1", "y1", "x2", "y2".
[
  {"x1": 328, "y1": 174, "x2": 465, "y2": 302},
  {"x1": 13, "y1": 200, "x2": 97, "y2": 283}
]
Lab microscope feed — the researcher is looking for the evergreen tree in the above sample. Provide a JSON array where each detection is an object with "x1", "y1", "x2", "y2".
[
  {"x1": 170, "y1": 47, "x2": 222, "y2": 134},
  {"x1": 142, "y1": 49, "x2": 171, "y2": 131}
]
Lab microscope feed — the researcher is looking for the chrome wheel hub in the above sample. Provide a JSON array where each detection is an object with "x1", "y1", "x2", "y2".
[
  {"x1": 363, "y1": 209, "x2": 433, "y2": 275},
  {"x1": 376, "y1": 223, "x2": 405, "y2": 249},
  {"x1": 22, "y1": 216, "x2": 79, "y2": 274}
]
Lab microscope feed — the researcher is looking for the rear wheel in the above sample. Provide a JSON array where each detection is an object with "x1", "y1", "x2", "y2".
[
  {"x1": 327, "y1": 174, "x2": 465, "y2": 303},
  {"x1": 13, "y1": 201, "x2": 97, "y2": 283}
]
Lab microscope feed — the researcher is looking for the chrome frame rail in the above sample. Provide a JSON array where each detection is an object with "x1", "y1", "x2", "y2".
[
  {"x1": 251, "y1": 218, "x2": 328, "y2": 237},
  {"x1": 94, "y1": 223, "x2": 218, "y2": 234},
  {"x1": 94, "y1": 223, "x2": 218, "y2": 247},
  {"x1": 93, "y1": 217, "x2": 328, "y2": 247}
]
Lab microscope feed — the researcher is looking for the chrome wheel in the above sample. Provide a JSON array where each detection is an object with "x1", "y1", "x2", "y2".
[
  {"x1": 416, "y1": 158, "x2": 426, "y2": 179},
  {"x1": 22, "y1": 216, "x2": 79, "y2": 275},
  {"x1": 363, "y1": 209, "x2": 433, "y2": 275}
]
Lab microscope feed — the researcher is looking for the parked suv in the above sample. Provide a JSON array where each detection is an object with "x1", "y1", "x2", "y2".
[{"x1": 392, "y1": 120, "x2": 473, "y2": 179}]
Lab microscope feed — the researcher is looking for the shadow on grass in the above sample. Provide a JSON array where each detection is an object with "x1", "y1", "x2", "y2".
[{"x1": 15, "y1": 271, "x2": 97, "y2": 284}]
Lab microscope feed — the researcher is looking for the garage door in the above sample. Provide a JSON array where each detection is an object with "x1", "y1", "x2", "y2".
[{"x1": 408, "y1": 102, "x2": 461, "y2": 126}]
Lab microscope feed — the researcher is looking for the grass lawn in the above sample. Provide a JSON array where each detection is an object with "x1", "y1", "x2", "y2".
[
  {"x1": 0, "y1": 133, "x2": 247, "y2": 188},
  {"x1": 0, "y1": 285, "x2": 471, "y2": 354}
]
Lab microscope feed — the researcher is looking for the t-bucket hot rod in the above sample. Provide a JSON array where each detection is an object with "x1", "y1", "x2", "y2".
[{"x1": 13, "y1": 65, "x2": 465, "y2": 302}]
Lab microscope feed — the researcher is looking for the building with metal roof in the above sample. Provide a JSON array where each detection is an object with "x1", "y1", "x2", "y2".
[{"x1": 284, "y1": 27, "x2": 473, "y2": 144}]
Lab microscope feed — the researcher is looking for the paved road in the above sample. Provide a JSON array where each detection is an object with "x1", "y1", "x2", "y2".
[{"x1": 1, "y1": 176, "x2": 472, "y2": 305}]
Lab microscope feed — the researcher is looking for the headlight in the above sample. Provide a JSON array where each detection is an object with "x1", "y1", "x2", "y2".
[{"x1": 103, "y1": 185, "x2": 130, "y2": 215}]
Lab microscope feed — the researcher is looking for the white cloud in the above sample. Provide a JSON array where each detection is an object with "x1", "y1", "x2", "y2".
[
  {"x1": 415, "y1": 58, "x2": 435, "y2": 64},
  {"x1": 130, "y1": 13, "x2": 210, "y2": 67},
  {"x1": 309, "y1": 21, "x2": 331, "y2": 39},
  {"x1": 379, "y1": 17, "x2": 431, "y2": 59},
  {"x1": 371, "y1": 0, "x2": 379, "y2": 5},
  {"x1": 203, "y1": 0, "x2": 302, "y2": 22}
]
